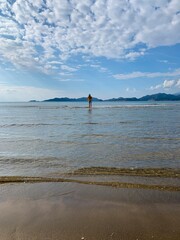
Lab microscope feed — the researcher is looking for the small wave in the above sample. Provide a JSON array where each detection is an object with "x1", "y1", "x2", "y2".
[
  {"x1": 141, "y1": 137, "x2": 180, "y2": 141},
  {"x1": 83, "y1": 122, "x2": 99, "y2": 125},
  {"x1": 0, "y1": 105, "x2": 72, "y2": 110},
  {"x1": 0, "y1": 123, "x2": 57, "y2": 128},
  {"x1": 0, "y1": 175, "x2": 179, "y2": 192},
  {"x1": 60, "y1": 104, "x2": 180, "y2": 110},
  {"x1": 0, "y1": 156, "x2": 67, "y2": 164},
  {"x1": 88, "y1": 104, "x2": 176, "y2": 109},
  {"x1": 78, "y1": 133, "x2": 113, "y2": 138},
  {"x1": 1, "y1": 103, "x2": 179, "y2": 110},
  {"x1": 118, "y1": 121, "x2": 138, "y2": 124}
]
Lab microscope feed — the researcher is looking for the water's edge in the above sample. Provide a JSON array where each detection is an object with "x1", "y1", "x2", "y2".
[{"x1": 1, "y1": 167, "x2": 179, "y2": 192}]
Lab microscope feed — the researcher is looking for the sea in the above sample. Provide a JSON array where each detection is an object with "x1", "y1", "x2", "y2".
[{"x1": 0, "y1": 101, "x2": 180, "y2": 177}]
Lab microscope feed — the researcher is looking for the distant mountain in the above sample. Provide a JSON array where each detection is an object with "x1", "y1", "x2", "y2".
[
  {"x1": 107, "y1": 93, "x2": 180, "y2": 101},
  {"x1": 106, "y1": 97, "x2": 138, "y2": 101},
  {"x1": 31, "y1": 93, "x2": 180, "y2": 102},
  {"x1": 139, "y1": 93, "x2": 180, "y2": 101},
  {"x1": 43, "y1": 97, "x2": 103, "y2": 102}
]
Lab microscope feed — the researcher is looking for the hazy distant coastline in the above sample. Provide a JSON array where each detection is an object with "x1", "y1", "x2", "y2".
[{"x1": 30, "y1": 93, "x2": 180, "y2": 102}]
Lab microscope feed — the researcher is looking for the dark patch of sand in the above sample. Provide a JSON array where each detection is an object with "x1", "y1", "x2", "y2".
[{"x1": 69, "y1": 167, "x2": 180, "y2": 178}]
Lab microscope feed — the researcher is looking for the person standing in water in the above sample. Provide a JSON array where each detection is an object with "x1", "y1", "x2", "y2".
[{"x1": 87, "y1": 94, "x2": 92, "y2": 109}]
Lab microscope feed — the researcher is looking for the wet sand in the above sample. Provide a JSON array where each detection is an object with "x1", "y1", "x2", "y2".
[
  {"x1": 1, "y1": 167, "x2": 180, "y2": 192},
  {"x1": 0, "y1": 181, "x2": 180, "y2": 240},
  {"x1": 69, "y1": 167, "x2": 180, "y2": 178}
]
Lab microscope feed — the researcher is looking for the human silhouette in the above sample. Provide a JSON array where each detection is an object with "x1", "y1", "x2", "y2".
[{"x1": 87, "y1": 94, "x2": 92, "y2": 109}]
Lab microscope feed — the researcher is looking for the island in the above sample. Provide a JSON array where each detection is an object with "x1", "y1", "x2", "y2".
[{"x1": 37, "y1": 93, "x2": 180, "y2": 102}]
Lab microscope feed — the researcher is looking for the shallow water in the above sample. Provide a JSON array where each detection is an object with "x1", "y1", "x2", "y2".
[{"x1": 0, "y1": 101, "x2": 180, "y2": 177}]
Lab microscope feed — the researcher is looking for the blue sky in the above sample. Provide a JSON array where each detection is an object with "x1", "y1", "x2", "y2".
[{"x1": 0, "y1": 0, "x2": 180, "y2": 101}]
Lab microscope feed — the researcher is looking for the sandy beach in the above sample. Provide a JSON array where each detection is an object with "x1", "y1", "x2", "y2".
[{"x1": 0, "y1": 180, "x2": 180, "y2": 240}]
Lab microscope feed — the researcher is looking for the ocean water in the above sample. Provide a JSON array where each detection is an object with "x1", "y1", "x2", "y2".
[{"x1": 0, "y1": 101, "x2": 180, "y2": 177}]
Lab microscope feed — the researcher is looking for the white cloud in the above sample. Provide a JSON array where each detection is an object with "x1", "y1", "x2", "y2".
[
  {"x1": 175, "y1": 79, "x2": 180, "y2": 88},
  {"x1": 150, "y1": 84, "x2": 162, "y2": 90},
  {"x1": 48, "y1": 61, "x2": 63, "y2": 65},
  {"x1": 61, "y1": 65, "x2": 78, "y2": 72},
  {"x1": 0, "y1": 0, "x2": 180, "y2": 72},
  {"x1": 159, "y1": 60, "x2": 168, "y2": 63},
  {"x1": 163, "y1": 79, "x2": 176, "y2": 88},
  {"x1": 4, "y1": 67, "x2": 16, "y2": 71},
  {"x1": 114, "y1": 68, "x2": 180, "y2": 80},
  {"x1": 124, "y1": 51, "x2": 145, "y2": 60},
  {"x1": 90, "y1": 64, "x2": 108, "y2": 73},
  {"x1": 59, "y1": 72, "x2": 73, "y2": 76},
  {"x1": 126, "y1": 87, "x2": 136, "y2": 93},
  {"x1": 150, "y1": 79, "x2": 180, "y2": 91},
  {"x1": 58, "y1": 79, "x2": 85, "y2": 82}
]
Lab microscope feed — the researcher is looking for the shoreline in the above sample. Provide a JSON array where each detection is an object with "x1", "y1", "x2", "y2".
[
  {"x1": 0, "y1": 176, "x2": 180, "y2": 192},
  {"x1": 0, "y1": 167, "x2": 179, "y2": 192}
]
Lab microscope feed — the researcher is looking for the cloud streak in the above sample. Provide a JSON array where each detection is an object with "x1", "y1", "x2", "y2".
[
  {"x1": 0, "y1": 0, "x2": 180, "y2": 73},
  {"x1": 113, "y1": 69, "x2": 180, "y2": 80}
]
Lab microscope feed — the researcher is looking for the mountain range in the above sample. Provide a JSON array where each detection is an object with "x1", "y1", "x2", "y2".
[{"x1": 30, "y1": 93, "x2": 180, "y2": 102}]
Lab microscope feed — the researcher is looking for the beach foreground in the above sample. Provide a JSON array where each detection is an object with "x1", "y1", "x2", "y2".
[{"x1": 0, "y1": 181, "x2": 179, "y2": 240}]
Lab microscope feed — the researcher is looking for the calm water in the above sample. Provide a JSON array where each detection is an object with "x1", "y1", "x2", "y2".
[{"x1": 0, "y1": 102, "x2": 180, "y2": 177}]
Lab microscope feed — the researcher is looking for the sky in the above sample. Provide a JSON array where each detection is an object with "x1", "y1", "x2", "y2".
[{"x1": 0, "y1": 0, "x2": 180, "y2": 101}]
